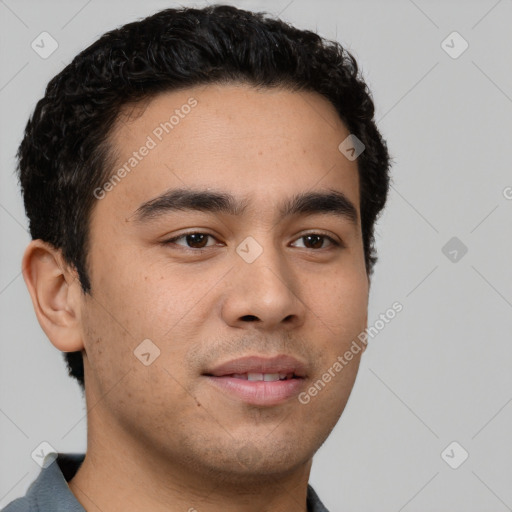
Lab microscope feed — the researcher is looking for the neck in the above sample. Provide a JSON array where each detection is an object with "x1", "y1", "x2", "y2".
[{"x1": 68, "y1": 407, "x2": 313, "y2": 512}]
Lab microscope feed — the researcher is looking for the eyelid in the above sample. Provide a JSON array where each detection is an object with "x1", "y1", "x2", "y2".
[
  {"x1": 162, "y1": 230, "x2": 343, "y2": 251},
  {"x1": 291, "y1": 231, "x2": 341, "y2": 248},
  {"x1": 163, "y1": 231, "x2": 220, "y2": 249}
]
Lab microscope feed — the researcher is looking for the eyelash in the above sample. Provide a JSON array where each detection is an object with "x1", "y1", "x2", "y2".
[{"x1": 162, "y1": 231, "x2": 342, "y2": 251}]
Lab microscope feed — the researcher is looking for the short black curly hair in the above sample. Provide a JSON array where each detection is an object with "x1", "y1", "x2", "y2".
[{"x1": 17, "y1": 4, "x2": 391, "y2": 393}]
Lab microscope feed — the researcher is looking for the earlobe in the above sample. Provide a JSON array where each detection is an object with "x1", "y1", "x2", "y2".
[{"x1": 22, "y1": 240, "x2": 84, "y2": 352}]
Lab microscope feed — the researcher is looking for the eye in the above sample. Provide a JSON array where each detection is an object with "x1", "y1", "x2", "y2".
[
  {"x1": 291, "y1": 233, "x2": 341, "y2": 250},
  {"x1": 162, "y1": 231, "x2": 342, "y2": 251},
  {"x1": 163, "y1": 232, "x2": 219, "y2": 250}
]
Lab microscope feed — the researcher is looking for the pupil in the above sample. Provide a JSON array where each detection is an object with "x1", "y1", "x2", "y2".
[
  {"x1": 188, "y1": 234, "x2": 207, "y2": 248},
  {"x1": 306, "y1": 235, "x2": 322, "y2": 249}
]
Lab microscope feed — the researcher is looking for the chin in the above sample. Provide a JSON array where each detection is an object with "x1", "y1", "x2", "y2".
[{"x1": 199, "y1": 439, "x2": 312, "y2": 485}]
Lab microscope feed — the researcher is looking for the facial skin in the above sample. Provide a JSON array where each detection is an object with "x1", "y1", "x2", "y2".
[{"x1": 23, "y1": 83, "x2": 369, "y2": 512}]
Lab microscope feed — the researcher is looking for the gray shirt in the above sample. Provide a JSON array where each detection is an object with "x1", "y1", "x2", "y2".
[{"x1": 2, "y1": 453, "x2": 330, "y2": 512}]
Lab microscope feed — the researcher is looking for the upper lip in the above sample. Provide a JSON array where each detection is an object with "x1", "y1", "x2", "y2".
[{"x1": 203, "y1": 355, "x2": 308, "y2": 378}]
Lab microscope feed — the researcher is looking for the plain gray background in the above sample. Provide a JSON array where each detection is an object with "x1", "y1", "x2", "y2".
[{"x1": 1, "y1": 0, "x2": 511, "y2": 510}]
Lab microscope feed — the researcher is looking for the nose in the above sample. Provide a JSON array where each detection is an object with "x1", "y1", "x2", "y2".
[{"x1": 220, "y1": 243, "x2": 306, "y2": 332}]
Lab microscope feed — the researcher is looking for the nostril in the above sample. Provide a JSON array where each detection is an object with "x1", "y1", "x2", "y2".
[{"x1": 241, "y1": 315, "x2": 259, "y2": 322}]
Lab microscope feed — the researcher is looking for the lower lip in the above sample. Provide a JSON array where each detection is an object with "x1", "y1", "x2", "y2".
[{"x1": 204, "y1": 376, "x2": 305, "y2": 406}]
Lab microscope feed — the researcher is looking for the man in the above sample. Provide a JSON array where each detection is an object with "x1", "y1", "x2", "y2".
[{"x1": 3, "y1": 4, "x2": 390, "y2": 511}]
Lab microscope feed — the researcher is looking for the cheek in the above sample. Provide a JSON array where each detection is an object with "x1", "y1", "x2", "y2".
[
  {"x1": 83, "y1": 259, "x2": 214, "y2": 400},
  {"x1": 80, "y1": 298, "x2": 133, "y2": 403},
  {"x1": 90, "y1": 253, "x2": 178, "y2": 338},
  {"x1": 81, "y1": 284, "x2": 197, "y2": 433},
  {"x1": 310, "y1": 359, "x2": 361, "y2": 439},
  {"x1": 308, "y1": 266, "x2": 368, "y2": 335},
  {"x1": 302, "y1": 264, "x2": 368, "y2": 412}
]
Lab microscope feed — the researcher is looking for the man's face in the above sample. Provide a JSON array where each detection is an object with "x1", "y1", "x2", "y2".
[{"x1": 81, "y1": 83, "x2": 369, "y2": 481}]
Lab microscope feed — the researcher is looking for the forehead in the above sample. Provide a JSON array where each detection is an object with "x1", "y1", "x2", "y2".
[{"x1": 97, "y1": 83, "x2": 360, "y2": 222}]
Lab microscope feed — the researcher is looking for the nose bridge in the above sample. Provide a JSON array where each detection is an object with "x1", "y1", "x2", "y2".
[
  {"x1": 222, "y1": 231, "x2": 305, "y2": 328},
  {"x1": 237, "y1": 231, "x2": 292, "y2": 296}
]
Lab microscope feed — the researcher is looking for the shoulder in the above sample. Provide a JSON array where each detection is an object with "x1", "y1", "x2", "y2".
[
  {"x1": 1, "y1": 452, "x2": 85, "y2": 512},
  {"x1": 1, "y1": 496, "x2": 32, "y2": 512}
]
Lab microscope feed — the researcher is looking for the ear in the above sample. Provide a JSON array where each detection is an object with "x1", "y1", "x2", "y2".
[{"x1": 21, "y1": 240, "x2": 84, "y2": 352}]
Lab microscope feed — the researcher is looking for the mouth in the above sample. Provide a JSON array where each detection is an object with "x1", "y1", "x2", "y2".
[
  {"x1": 216, "y1": 372, "x2": 298, "y2": 381},
  {"x1": 202, "y1": 355, "x2": 307, "y2": 406},
  {"x1": 203, "y1": 354, "x2": 307, "y2": 378}
]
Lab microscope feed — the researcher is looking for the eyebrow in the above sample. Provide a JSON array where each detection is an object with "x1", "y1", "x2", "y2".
[{"x1": 133, "y1": 187, "x2": 359, "y2": 226}]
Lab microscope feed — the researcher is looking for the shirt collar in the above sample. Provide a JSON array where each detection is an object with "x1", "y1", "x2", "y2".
[{"x1": 24, "y1": 452, "x2": 86, "y2": 511}]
